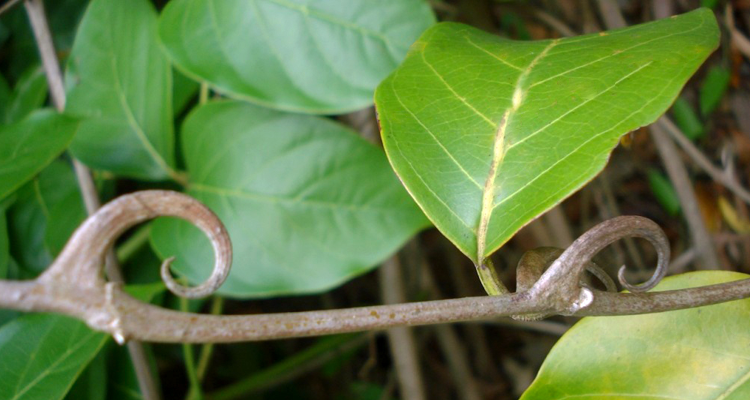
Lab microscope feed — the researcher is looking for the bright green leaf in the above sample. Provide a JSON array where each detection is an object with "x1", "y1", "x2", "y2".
[
  {"x1": 700, "y1": 65, "x2": 730, "y2": 116},
  {"x1": 0, "y1": 109, "x2": 79, "y2": 201},
  {"x1": 4, "y1": 65, "x2": 48, "y2": 124},
  {"x1": 150, "y1": 101, "x2": 429, "y2": 297},
  {"x1": 65, "y1": 0, "x2": 176, "y2": 180},
  {"x1": 0, "y1": 314, "x2": 109, "y2": 400},
  {"x1": 375, "y1": 9, "x2": 718, "y2": 263},
  {"x1": 522, "y1": 271, "x2": 750, "y2": 399},
  {"x1": 158, "y1": 0, "x2": 435, "y2": 114},
  {"x1": 670, "y1": 96, "x2": 704, "y2": 140}
]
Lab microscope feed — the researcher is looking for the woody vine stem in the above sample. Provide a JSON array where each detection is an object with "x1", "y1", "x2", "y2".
[{"x1": 2, "y1": 190, "x2": 750, "y2": 343}]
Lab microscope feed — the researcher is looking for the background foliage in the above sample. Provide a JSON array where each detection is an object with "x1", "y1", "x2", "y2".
[{"x1": 1, "y1": 0, "x2": 749, "y2": 399}]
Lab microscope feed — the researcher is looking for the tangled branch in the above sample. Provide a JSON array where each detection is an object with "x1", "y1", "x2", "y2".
[{"x1": 1, "y1": 190, "x2": 749, "y2": 343}]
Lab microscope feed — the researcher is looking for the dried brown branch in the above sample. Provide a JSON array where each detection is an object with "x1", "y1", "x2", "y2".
[{"x1": 2, "y1": 191, "x2": 750, "y2": 344}]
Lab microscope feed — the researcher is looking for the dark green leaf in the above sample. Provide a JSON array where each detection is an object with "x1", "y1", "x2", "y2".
[
  {"x1": 700, "y1": 65, "x2": 730, "y2": 116},
  {"x1": 0, "y1": 207, "x2": 7, "y2": 279},
  {"x1": 4, "y1": 65, "x2": 48, "y2": 124},
  {"x1": 0, "y1": 109, "x2": 79, "y2": 201},
  {"x1": 0, "y1": 73, "x2": 11, "y2": 117},
  {"x1": 151, "y1": 101, "x2": 429, "y2": 297},
  {"x1": 375, "y1": 9, "x2": 718, "y2": 262},
  {"x1": 670, "y1": 96, "x2": 704, "y2": 140},
  {"x1": 0, "y1": 314, "x2": 109, "y2": 400},
  {"x1": 647, "y1": 169, "x2": 680, "y2": 215},
  {"x1": 65, "y1": 351, "x2": 106, "y2": 400},
  {"x1": 158, "y1": 0, "x2": 435, "y2": 114},
  {"x1": 522, "y1": 271, "x2": 750, "y2": 399},
  {"x1": 106, "y1": 343, "x2": 158, "y2": 400},
  {"x1": 7, "y1": 160, "x2": 86, "y2": 273},
  {"x1": 0, "y1": 283, "x2": 162, "y2": 400},
  {"x1": 173, "y1": 69, "x2": 199, "y2": 117},
  {"x1": 65, "y1": 0, "x2": 176, "y2": 180}
]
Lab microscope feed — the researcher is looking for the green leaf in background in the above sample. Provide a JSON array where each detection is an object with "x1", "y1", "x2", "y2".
[
  {"x1": 647, "y1": 169, "x2": 680, "y2": 216},
  {"x1": 522, "y1": 271, "x2": 750, "y2": 399},
  {"x1": 375, "y1": 9, "x2": 718, "y2": 263},
  {"x1": 700, "y1": 65, "x2": 730, "y2": 116},
  {"x1": 0, "y1": 0, "x2": 88, "y2": 81},
  {"x1": 7, "y1": 160, "x2": 86, "y2": 274},
  {"x1": 65, "y1": 0, "x2": 176, "y2": 181},
  {"x1": 0, "y1": 314, "x2": 109, "y2": 400},
  {"x1": 106, "y1": 343, "x2": 158, "y2": 400},
  {"x1": 0, "y1": 283, "x2": 163, "y2": 400},
  {"x1": 0, "y1": 208, "x2": 8, "y2": 280},
  {"x1": 64, "y1": 352, "x2": 106, "y2": 400},
  {"x1": 670, "y1": 96, "x2": 704, "y2": 140},
  {"x1": 4, "y1": 65, "x2": 48, "y2": 124},
  {"x1": 0, "y1": 109, "x2": 79, "y2": 201},
  {"x1": 173, "y1": 69, "x2": 200, "y2": 117},
  {"x1": 0, "y1": 73, "x2": 12, "y2": 117},
  {"x1": 150, "y1": 101, "x2": 429, "y2": 297},
  {"x1": 158, "y1": 0, "x2": 435, "y2": 114}
]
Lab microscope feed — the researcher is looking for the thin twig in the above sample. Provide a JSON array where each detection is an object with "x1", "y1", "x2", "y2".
[
  {"x1": 726, "y1": 4, "x2": 750, "y2": 60},
  {"x1": 658, "y1": 117, "x2": 750, "y2": 205},
  {"x1": 422, "y1": 263, "x2": 482, "y2": 400},
  {"x1": 651, "y1": 122, "x2": 720, "y2": 268},
  {"x1": 23, "y1": 1, "x2": 161, "y2": 398},
  {"x1": 379, "y1": 256, "x2": 426, "y2": 400},
  {"x1": 478, "y1": 319, "x2": 569, "y2": 336}
]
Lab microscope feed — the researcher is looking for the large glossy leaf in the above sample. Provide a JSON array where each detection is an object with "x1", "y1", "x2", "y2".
[
  {"x1": 0, "y1": 283, "x2": 163, "y2": 400},
  {"x1": 0, "y1": 314, "x2": 109, "y2": 400},
  {"x1": 65, "y1": 0, "x2": 175, "y2": 180},
  {"x1": 158, "y1": 0, "x2": 435, "y2": 114},
  {"x1": 522, "y1": 271, "x2": 750, "y2": 399},
  {"x1": 150, "y1": 101, "x2": 429, "y2": 297},
  {"x1": 375, "y1": 9, "x2": 718, "y2": 263},
  {"x1": 0, "y1": 110, "x2": 79, "y2": 201}
]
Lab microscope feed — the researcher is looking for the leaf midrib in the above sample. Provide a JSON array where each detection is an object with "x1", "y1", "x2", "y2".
[{"x1": 475, "y1": 39, "x2": 558, "y2": 263}]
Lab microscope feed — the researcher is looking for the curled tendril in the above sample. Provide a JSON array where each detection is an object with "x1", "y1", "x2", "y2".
[
  {"x1": 41, "y1": 190, "x2": 232, "y2": 299},
  {"x1": 531, "y1": 215, "x2": 671, "y2": 307}
]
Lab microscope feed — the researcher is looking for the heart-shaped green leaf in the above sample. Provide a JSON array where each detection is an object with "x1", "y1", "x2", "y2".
[
  {"x1": 522, "y1": 271, "x2": 750, "y2": 399},
  {"x1": 158, "y1": 0, "x2": 435, "y2": 114},
  {"x1": 65, "y1": 0, "x2": 176, "y2": 181},
  {"x1": 375, "y1": 9, "x2": 718, "y2": 263},
  {"x1": 150, "y1": 101, "x2": 429, "y2": 297},
  {"x1": 0, "y1": 109, "x2": 79, "y2": 201}
]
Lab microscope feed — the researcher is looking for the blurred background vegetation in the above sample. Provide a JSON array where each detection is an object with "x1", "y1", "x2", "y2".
[{"x1": 1, "y1": 0, "x2": 748, "y2": 399}]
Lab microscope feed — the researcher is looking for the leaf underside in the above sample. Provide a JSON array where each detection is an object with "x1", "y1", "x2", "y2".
[
  {"x1": 375, "y1": 9, "x2": 719, "y2": 263},
  {"x1": 150, "y1": 101, "x2": 429, "y2": 297},
  {"x1": 522, "y1": 271, "x2": 750, "y2": 399},
  {"x1": 158, "y1": 0, "x2": 435, "y2": 114}
]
